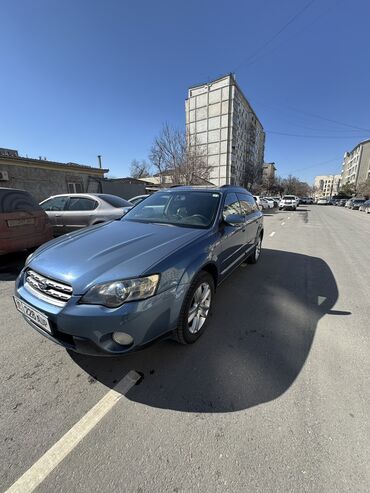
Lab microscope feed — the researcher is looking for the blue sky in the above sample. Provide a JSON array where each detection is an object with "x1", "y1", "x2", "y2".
[{"x1": 1, "y1": 0, "x2": 369, "y2": 183}]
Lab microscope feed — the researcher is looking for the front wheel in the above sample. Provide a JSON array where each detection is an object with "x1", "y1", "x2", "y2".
[
  {"x1": 174, "y1": 271, "x2": 214, "y2": 345},
  {"x1": 247, "y1": 235, "x2": 262, "y2": 264}
]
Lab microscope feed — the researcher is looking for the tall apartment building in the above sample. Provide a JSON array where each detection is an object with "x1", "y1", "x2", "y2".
[
  {"x1": 185, "y1": 74, "x2": 265, "y2": 187},
  {"x1": 341, "y1": 138, "x2": 370, "y2": 188},
  {"x1": 313, "y1": 174, "x2": 341, "y2": 199}
]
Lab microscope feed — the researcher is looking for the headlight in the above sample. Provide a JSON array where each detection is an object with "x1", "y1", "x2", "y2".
[{"x1": 79, "y1": 274, "x2": 160, "y2": 308}]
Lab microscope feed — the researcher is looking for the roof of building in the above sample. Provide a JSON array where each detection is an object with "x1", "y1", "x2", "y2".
[
  {"x1": 187, "y1": 73, "x2": 264, "y2": 131},
  {"x1": 0, "y1": 151, "x2": 108, "y2": 173},
  {"x1": 346, "y1": 138, "x2": 370, "y2": 155}
]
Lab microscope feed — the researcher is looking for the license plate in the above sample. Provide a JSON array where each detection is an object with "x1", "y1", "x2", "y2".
[
  {"x1": 13, "y1": 297, "x2": 51, "y2": 333},
  {"x1": 7, "y1": 218, "x2": 35, "y2": 227}
]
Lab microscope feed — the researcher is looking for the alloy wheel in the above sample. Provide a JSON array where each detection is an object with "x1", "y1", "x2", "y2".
[{"x1": 187, "y1": 282, "x2": 212, "y2": 334}]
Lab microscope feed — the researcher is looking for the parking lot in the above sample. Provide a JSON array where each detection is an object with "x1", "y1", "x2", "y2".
[{"x1": 1, "y1": 205, "x2": 369, "y2": 492}]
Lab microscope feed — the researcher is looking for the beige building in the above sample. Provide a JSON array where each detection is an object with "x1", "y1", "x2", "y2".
[
  {"x1": 341, "y1": 138, "x2": 370, "y2": 189},
  {"x1": 313, "y1": 174, "x2": 341, "y2": 199},
  {"x1": 0, "y1": 147, "x2": 108, "y2": 201},
  {"x1": 262, "y1": 162, "x2": 276, "y2": 180},
  {"x1": 185, "y1": 74, "x2": 265, "y2": 187}
]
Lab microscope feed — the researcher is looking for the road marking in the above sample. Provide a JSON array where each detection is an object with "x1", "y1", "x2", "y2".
[
  {"x1": 5, "y1": 370, "x2": 141, "y2": 493},
  {"x1": 281, "y1": 222, "x2": 285, "y2": 226},
  {"x1": 269, "y1": 232, "x2": 276, "y2": 237}
]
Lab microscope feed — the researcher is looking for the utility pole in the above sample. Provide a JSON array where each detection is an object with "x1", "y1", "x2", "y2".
[{"x1": 97, "y1": 155, "x2": 102, "y2": 169}]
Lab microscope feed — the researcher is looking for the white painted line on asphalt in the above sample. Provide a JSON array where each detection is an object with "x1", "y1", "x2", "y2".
[
  {"x1": 5, "y1": 370, "x2": 141, "y2": 493},
  {"x1": 269, "y1": 232, "x2": 276, "y2": 237},
  {"x1": 281, "y1": 222, "x2": 285, "y2": 226}
]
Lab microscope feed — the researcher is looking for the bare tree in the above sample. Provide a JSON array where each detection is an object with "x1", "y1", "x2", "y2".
[
  {"x1": 149, "y1": 123, "x2": 212, "y2": 185},
  {"x1": 129, "y1": 159, "x2": 152, "y2": 179}
]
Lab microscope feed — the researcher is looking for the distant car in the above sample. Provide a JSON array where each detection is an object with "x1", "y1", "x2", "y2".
[
  {"x1": 279, "y1": 195, "x2": 299, "y2": 210},
  {"x1": 365, "y1": 201, "x2": 370, "y2": 214},
  {"x1": 253, "y1": 196, "x2": 268, "y2": 210},
  {"x1": 40, "y1": 193, "x2": 132, "y2": 236},
  {"x1": 263, "y1": 198, "x2": 275, "y2": 209},
  {"x1": 0, "y1": 187, "x2": 53, "y2": 255},
  {"x1": 358, "y1": 199, "x2": 370, "y2": 211},
  {"x1": 345, "y1": 199, "x2": 353, "y2": 208},
  {"x1": 317, "y1": 198, "x2": 329, "y2": 205},
  {"x1": 128, "y1": 194, "x2": 150, "y2": 206},
  {"x1": 349, "y1": 198, "x2": 366, "y2": 210},
  {"x1": 338, "y1": 199, "x2": 347, "y2": 207}
]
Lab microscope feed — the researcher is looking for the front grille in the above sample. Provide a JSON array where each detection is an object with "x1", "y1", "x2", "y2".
[{"x1": 25, "y1": 269, "x2": 73, "y2": 306}]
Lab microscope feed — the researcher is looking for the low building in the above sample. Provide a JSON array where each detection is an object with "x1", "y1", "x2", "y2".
[
  {"x1": 0, "y1": 148, "x2": 108, "y2": 201},
  {"x1": 313, "y1": 174, "x2": 341, "y2": 199},
  {"x1": 341, "y1": 139, "x2": 370, "y2": 189},
  {"x1": 100, "y1": 177, "x2": 158, "y2": 200}
]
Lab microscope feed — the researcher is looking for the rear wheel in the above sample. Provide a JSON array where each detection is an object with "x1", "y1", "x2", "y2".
[
  {"x1": 247, "y1": 235, "x2": 262, "y2": 264},
  {"x1": 174, "y1": 271, "x2": 214, "y2": 345}
]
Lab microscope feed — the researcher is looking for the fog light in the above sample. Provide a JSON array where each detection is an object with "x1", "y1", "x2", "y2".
[{"x1": 112, "y1": 332, "x2": 134, "y2": 346}]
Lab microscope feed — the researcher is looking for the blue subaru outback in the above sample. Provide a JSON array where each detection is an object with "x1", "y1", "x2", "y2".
[{"x1": 14, "y1": 186, "x2": 263, "y2": 355}]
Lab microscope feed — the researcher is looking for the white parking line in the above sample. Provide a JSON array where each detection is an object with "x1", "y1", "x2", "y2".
[
  {"x1": 281, "y1": 222, "x2": 285, "y2": 226},
  {"x1": 5, "y1": 370, "x2": 141, "y2": 493},
  {"x1": 269, "y1": 231, "x2": 276, "y2": 237}
]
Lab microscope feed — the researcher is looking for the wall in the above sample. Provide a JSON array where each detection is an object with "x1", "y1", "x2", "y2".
[
  {"x1": 357, "y1": 142, "x2": 370, "y2": 185},
  {"x1": 0, "y1": 162, "x2": 102, "y2": 201},
  {"x1": 100, "y1": 180, "x2": 148, "y2": 200}
]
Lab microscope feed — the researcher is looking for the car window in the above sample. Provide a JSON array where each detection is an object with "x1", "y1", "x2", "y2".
[
  {"x1": 99, "y1": 194, "x2": 131, "y2": 207},
  {"x1": 40, "y1": 196, "x2": 69, "y2": 211},
  {"x1": 0, "y1": 189, "x2": 42, "y2": 213},
  {"x1": 237, "y1": 193, "x2": 257, "y2": 214},
  {"x1": 223, "y1": 193, "x2": 242, "y2": 219},
  {"x1": 66, "y1": 197, "x2": 98, "y2": 211},
  {"x1": 124, "y1": 191, "x2": 221, "y2": 229}
]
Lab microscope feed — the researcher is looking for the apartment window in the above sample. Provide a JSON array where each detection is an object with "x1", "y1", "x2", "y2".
[{"x1": 67, "y1": 182, "x2": 83, "y2": 193}]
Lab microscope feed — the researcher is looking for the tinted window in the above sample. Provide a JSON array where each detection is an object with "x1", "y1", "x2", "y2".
[
  {"x1": 223, "y1": 193, "x2": 242, "y2": 219},
  {"x1": 0, "y1": 189, "x2": 42, "y2": 213},
  {"x1": 99, "y1": 194, "x2": 131, "y2": 207},
  {"x1": 124, "y1": 191, "x2": 221, "y2": 229},
  {"x1": 67, "y1": 197, "x2": 98, "y2": 211},
  {"x1": 237, "y1": 193, "x2": 256, "y2": 215},
  {"x1": 41, "y1": 196, "x2": 69, "y2": 211}
]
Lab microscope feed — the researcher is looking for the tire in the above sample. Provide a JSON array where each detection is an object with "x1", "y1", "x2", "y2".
[
  {"x1": 247, "y1": 234, "x2": 262, "y2": 264},
  {"x1": 174, "y1": 271, "x2": 215, "y2": 345}
]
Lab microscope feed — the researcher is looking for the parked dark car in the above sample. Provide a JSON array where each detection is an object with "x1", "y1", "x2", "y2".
[
  {"x1": 358, "y1": 199, "x2": 370, "y2": 212},
  {"x1": 40, "y1": 193, "x2": 132, "y2": 236},
  {"x1": 0, "y1": 188, "x2": 53, "y2": 255},
  {"x1": 14, "y1": 186, "x2": 263, "y2": 355},
  {"x1": 349, "y1": 198, "x2": 366, "y2": 210}
]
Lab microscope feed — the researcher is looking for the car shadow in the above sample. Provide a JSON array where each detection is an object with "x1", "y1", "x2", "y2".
[
  {"x1": 69, "y1": 248, "x2": 339, "y2": 413},
  {"x1": 0, "y1": 252, "x2": 27, "y2": 281}
]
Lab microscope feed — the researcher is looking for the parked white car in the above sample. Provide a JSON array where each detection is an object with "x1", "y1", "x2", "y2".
[
  {"x1": 263, "y1": 198, "x2": 275, "y2": 209},
  {"x1": 253, "y1": 196, "x2": 269, "y2": 210},
  {"x1": 279, "y1": 195, "x2": 299, "y2": 211}
]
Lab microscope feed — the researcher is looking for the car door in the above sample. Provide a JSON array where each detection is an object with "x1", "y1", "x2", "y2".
[
  {"x1": 62, "y1": 197, "x2": 99, "y2": 233},
  {"x1": 40, "y1": 196, "x2": 69, "y2": 235},
  {"x1": 237, "y1": 193, "x2": 261, "y2": 249},
  {"x1": 217, "y1": 192, "x2": 247, "y2": 279}
]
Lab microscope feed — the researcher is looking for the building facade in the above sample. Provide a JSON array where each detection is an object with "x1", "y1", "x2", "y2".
[
  {"x1": 341, "y1": 139, "x2": 370, "y2": 189},
  {"x1": 0, "y1": 148, "x2": 108, "y2": 201},
  {"x1": 185, "y1": 74, "x2": 265, "y2": 187},
  {"x1": 262, "y1": 162, "x2": 276, "y2": 181},
  {"x1": 313, "y1": 174, "x2": 341, "y2": 199}
]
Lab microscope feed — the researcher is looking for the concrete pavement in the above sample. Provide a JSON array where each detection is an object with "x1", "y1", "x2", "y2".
[{"x1": 0, "y1": 205, "x2": 369, "y2": 492}]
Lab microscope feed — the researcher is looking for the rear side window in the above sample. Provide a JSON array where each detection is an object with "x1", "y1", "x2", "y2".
[
  {"x1": 99, "y1": 194, "x2": 131, "y2": 207},
  {"x1": 41, "y1": 196, "x2": 69, "y2": 211},
  {"x1": 237, "y1": 193, "x2": 257, "y2": 214},
  {"x1": 67, "y1": 197, "x2": 98, "y2": 211},
  {"x1": 223, "y1": 193, "x2": 242, "y2": 218},
  {"x1": 0, "y1": 189, "x2": 42, "y2": 213}
]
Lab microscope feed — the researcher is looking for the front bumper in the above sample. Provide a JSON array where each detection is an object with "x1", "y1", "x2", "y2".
[{"x1": 15, "y1": 271, "x2": 187, "y2": 356}]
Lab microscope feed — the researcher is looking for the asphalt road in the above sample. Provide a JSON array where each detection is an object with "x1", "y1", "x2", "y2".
[{"x1": 0, "y1": 205, "x2": 369, "y2": 492}]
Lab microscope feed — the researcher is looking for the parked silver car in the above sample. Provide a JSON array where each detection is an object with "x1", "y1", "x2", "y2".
[{"x1": 40, "y1": 193, "x2": 132, "y2": 236}]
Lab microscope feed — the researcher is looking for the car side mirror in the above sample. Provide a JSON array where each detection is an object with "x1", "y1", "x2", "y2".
[{"x1": 223, "y1": 213, "x2": 245, "y2": 226}]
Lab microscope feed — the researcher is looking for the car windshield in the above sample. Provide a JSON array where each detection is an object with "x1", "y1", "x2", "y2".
[
  {"x1": 0, "y1": 189, "x2": 42, "y2": 213},
  {"x1": 123, "y1": 191, "x2": 221, "y2": 228},
  {"x1": 283, "y1": 196, "x2": 295, "y2": 200}
]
